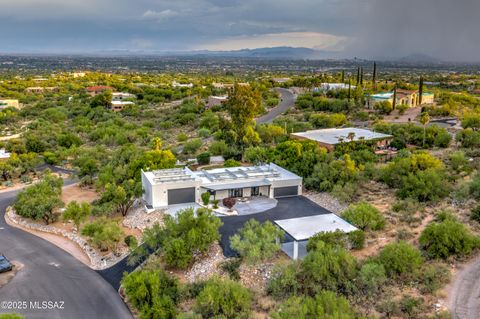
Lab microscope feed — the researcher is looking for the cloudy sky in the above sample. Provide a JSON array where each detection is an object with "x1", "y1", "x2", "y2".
[{"x1": 1, "y1": 0, "x2": 478, "y2": 61}]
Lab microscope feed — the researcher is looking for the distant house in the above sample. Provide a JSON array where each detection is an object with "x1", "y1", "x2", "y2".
[
  {"x1": 25, "y1": 87, "x2": 59, "y2": 94},
  {"x1": 86, "y1": 86, "x2": 115, "y2": 97},
  {"x1": 368, "y1": 90, "x2": 434, "y2": 108},
  {"x1": 0, "y1": 99, "x2": 20, "y2": 109},
  {"x1": 207, "y1": 95, "x2": 228, "y2": 108},
  {"x1": 71, "y1": 72, "x2": 87, "y2": 78},
  {"x1": 315, "y1": 83, "x2": 355, "y2": 92},
  {"x1": 141, "y1": 163, "x2": 302, "y2": 208},
  {"x1": 0, "y1": 149, "x2": 11, "y2": 160},
  {"x1": 109, "y1": 100, "x2": 134, "y2": 112},
  {"x1": 291, "y1": 127, "x2": 393, "y2": 152},
  {"x1": 172, "y1": 81, "x2": 193, "y2": 88},
  {"x1": 272, "y1": 77, "x2": 291, "y2": 84},
  {"x1": 112, "y1": 92, "x2": 136, "y2": 101}
]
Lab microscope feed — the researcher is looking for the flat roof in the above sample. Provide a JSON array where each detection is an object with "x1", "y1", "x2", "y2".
[
  {"x1": 202, "y1": 180, "x2": 271, "y2": 191},
  {"x1": 274, "y1": 214, "x2": 358, "y2": 241},
  {"x1": 291, "y1": 127, "x2": 393, "y2": 145},
  {"x1": 143, "y1": 163, "x2": 301, "y2": 186}
]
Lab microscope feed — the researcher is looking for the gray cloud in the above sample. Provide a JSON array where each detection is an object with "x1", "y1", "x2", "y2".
[{"x1": 0, "y1": 0, "x2": 477, "y2": 61}]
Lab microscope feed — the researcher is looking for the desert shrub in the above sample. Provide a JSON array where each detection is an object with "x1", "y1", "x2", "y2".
[
  {"x1": 200, "y1": 192, "x2": 210, "y2": 205},
  {"x1": 270, "y1": 291, "x2": 359, "y2": 319},
  {"x1": 376, "y1": 241, "x2": 424, "y2": 279},
  {"x1": 124, "y1": 235, "x2": 138, "y2": 249},
  {"x1": 208, "y1": 140, "x2": 228, "y2": 156},
  {"x1": 419, "y1": 218, "x2": 479, "y2": 259},
  {"x1": 399, "y1": 295, "x2": 425, "y2": 319},
  {"x1": 267, "y1": 262, "x2": 303, "y2": 299},
  {"x1": 220, "y1": 258, "x2": 242, "y2": 280},
  {"x1": 471, "y1": 205, "x2": 480, "y2": 223},
  {"x1": 341, "y1": 201, "x2": 385, "y2": 231},
  {"x1": 224, "y1": 158, "x2": 240, "y2": 167},
  {"x1": 196, "y1": 152, "x2": 211, "y2": 165},
  {"x1": 269, "y1": 242, "x2": 357, "y2": 299},
  {"x1": 81, "y1": 217, "x2": 124, "y2": 251},
  {"x1": 307, "y1": 230, "x2": 348, "y2": 251},
  {"x1": 183, "y1": 138, "x2": 202, "y2": 154},
  {"x1": 160, "y1": 208, "x2": 222, "y2": 269},
  {"x1": 195, "y1": 277, "x2": 252, "y2": 319},
  {"x1": 357, "y1": 262, "x2": 387, "y2": 298},
  {"x1": 122, "y1": 269, "x2": 179, "y2": 319},
  {"x1": 418, "y1": 263, "x2": 451, "y2": 293},
  {"x1": 230, "y1": 219, "x2": 284, "y2": 264},
  {"x1": 470, "y1": 173, "x2": 480, "y2": 199},
  {"x1": 348, "y1": 230, "x2": 366, "y2": 249},
  {"x1": 222, "y1": 197, "x2": 236, "y2": 209}
]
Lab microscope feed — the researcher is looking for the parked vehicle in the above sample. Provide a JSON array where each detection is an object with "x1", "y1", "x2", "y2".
[{"x1": 0, "y1": 254, "x2": 13, "y2": 273}]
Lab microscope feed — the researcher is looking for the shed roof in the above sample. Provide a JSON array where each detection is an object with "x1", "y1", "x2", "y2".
[
  {"x1": 291, "y1": 127, "x2": 393, "y2": 145},
  {"x1": 274, "y1": 214, "x2": 358, "y2": 241}
]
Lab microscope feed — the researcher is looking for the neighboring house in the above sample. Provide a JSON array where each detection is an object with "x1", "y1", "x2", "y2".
[
  {"x1": 368, "y1": 90, "x2": 434, "y2": 108},
  {"x1": 71, "y1": 72, "x2": 87, "y2": 78},
  {"x1": 0, "y1": 99, "x2": 20, "y2": 109},
  {"x1": 25, "y1": 87, "x2": 59, "y2": 94},
  {"x1": 0, "y1": 149, "x2": 11, "y2": 160},
  {"x1": 207, "y1": 95, "x2": 228, "y2": 108},
  {"x1": 86, "y1": 86, "x2": 115, "y2": 97},
  {"x1": 315, "y1": 83, "x2": 356, "y2": 92},
  {"x1": 109, "y1": 100, "x2": 134, "y2": 112},
  {"x1": 172, "y1": 81, "x2": 193, "y2": 88},
  {"x1": 141, "y1": 163, "x2": 302, "y2": 208},
  {"x1": 112, "y1": 92, "x2": 136, "y2": 101},
  {"x1": 291, "y1": 127, "x2": 393, "y2": 152},
  {"x1": 272, "y1": 77, "x2": 291, "y2": 84}
]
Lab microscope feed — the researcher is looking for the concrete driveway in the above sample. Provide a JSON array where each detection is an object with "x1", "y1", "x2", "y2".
[
  {"x1": 219, "y1": 196, "x2": 331, "y2": 257},
  {"x1": 0, "y1": 182, "x2": 132, "y2": 319},
  {"x1": 256, "y1": 88, "x2": 296, "y2": 124}
]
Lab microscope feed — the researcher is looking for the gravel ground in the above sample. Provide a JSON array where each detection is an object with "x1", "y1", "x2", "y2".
[{"x1": 303, "y1": 190, "x2": 348, "y2": 214}]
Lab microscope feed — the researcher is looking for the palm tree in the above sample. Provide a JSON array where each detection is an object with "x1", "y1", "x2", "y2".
[
  {"x1": 419, "y1": 112, "x2": 430, "y2": 148},
  {"x1": 418, "y1": 76, "x2": 424, "y2": 105}
]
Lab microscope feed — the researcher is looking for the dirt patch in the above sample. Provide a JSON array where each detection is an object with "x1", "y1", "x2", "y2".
[
  {"x1": 61, "y1": 184, "x2": 99, "y2": 204},
  {"x1": 0, "y1": 261, "x2": 24, "y2": 288}
]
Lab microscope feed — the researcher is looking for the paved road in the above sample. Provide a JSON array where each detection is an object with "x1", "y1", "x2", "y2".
[
  {"x1": 256, "y1": 88, "x2": 296, "y2": 124},
  {"x1": 448, "y1": 255, "x2": 480, "y2": 319},
  {"x1": 0, "y1": 182, "x2": 132, "y2": 319}
]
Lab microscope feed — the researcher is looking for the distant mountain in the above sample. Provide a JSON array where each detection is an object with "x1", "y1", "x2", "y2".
[
  {"x1": 397, "y1": 53, "x2": 442, "y2": 64},
  {"x1": 193, "y1": 47, "x2": 321, "y2": 59},
  {"x1": 93, "y1": 46, "x2": 339, "y2": 59}
]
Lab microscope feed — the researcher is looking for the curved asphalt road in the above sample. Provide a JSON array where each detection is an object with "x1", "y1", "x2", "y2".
[
  {"x1": 256, "y1": 88, "x2": 296, "y2": 124},
  {"x1": 0, "y1": 182, "x2": 132, "y2": 319}
]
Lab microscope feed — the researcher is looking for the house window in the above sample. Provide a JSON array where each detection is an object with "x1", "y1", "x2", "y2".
[
  {"x1": 251, "y1": 187, "x2": 260, "y2": 196},
  {"x1": 228, "y1": 188, "x2": 243, "y2": 198}
]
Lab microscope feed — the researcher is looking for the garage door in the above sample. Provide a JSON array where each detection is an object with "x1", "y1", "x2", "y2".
[
  {"x1": 274, "y1": 186, "x2": 298, "y2": 198},
  {"x1": 168, "y1": 187, "x2": 196, "y2": 205}
]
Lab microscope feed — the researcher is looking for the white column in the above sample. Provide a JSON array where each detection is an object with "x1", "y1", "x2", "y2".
[{"x1": 293, "y1": 240, "x2": 299, "y2": 260}]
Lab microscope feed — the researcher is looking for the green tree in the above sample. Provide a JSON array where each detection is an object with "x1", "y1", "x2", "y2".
[
  {"x1": 271, "y1": 291, "x2": 359, "y2": 319},
  {"x1": 230, "y1": 219, "x2": 284, "y2": 264},
  {"x1": 0, "y1": 314, "x2": 25, "y2": 319},
  {"x1": 122, "y1": 269, "x2": 179, "y2": 319},
  {"x1": 62, "y1": 201, "x2": 91, "y2": 230},
  {"x1": 14, "y1": 173, "x2": 63, "y2": 224},
  {"x1": 341, "y1": 201, "x2": 385, "y2": 231},
  {"x1": 195, "y1": 277, "x2": 252, "y2": 319},
  {"x1": 97, "y1": 180, "x2": 142, "y2": 216},
  {"x1": 225, "y1": 84, "x2": 262, "y2": 146}
]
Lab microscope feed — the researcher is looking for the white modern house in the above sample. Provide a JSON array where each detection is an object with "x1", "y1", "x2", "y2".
[{"x1": 141, "y1": 163, "x2": 302, "y2": 208}]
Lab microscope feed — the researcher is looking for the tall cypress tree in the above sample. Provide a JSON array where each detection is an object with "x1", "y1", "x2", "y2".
[
  {"x1": 373, "y1": 61, "x2": 377, "y2": 90},
  {"x1": 341, "y1": 70, "x2": 345, "y2": 83},
  {"x1": 356, "y1": 67, "x2": 360, "y2": 86},
  {"x1": 360, "y1": 67, "x2": 364, "y2": 86},
  {"x1": 418, "y1": 76, "x2": 424, "y2": 105},
  {"x1": 348, "y1": 77, "x2": 351, "y2": 101},
  {"x1": 392, "y1": 85, "x2": 397, "y2": 110}
]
